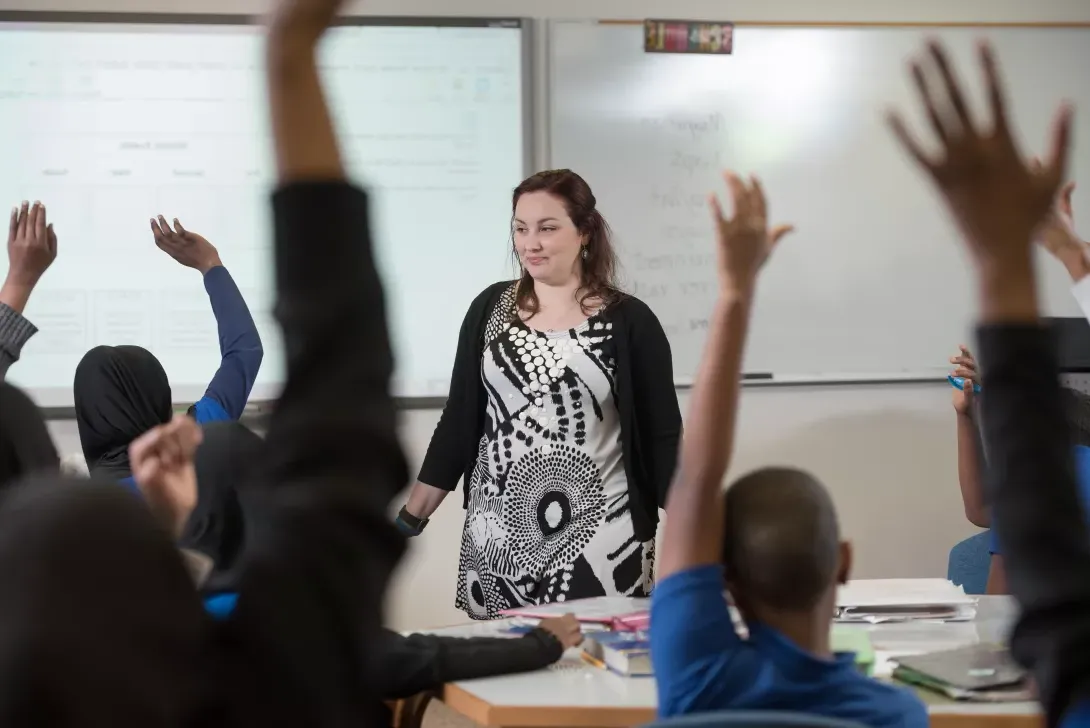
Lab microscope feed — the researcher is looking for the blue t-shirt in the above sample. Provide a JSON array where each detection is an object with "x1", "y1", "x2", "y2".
[
  {"x1": 1064, "y1": 700, "x2": 1090, "y2": 728},
  {"x1": 650, "y1": 565, "x2": 927, "y2": 727},
  {"x1": 989, "y1": 444, "x2": 1090, "y2": 555}
]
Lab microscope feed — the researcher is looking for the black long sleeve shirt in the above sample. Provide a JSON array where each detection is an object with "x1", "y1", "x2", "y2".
[
  {"x1": 977, "y1": 324, "x2": 1090, "y2": 728},
  {"x1": 218, "y1": 181, "x2": 408, "y2": 725}
]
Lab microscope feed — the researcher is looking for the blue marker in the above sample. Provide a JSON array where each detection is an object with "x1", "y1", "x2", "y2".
[{"x1": 948, "y1": 375, "x2": 982, "y2": 394}]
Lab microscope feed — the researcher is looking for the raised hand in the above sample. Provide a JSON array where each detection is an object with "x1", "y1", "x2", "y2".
[
  {"x1": 707, "y1": 171, "x2": 794, "y2": 296},
  {"x1": 887, "y1": 40, "x2": 1072, "y2": 272},
  {"x1": 1030, "y1": 163, "x2": 1085, "y2": 279},
  {"x1": 950, "y1": 344, "x2": 978, "y2": 415},
  {"x1": 268, "y1": 0, "x2": 348, "y2": 44},
  {"x1": 3, "y1": 201, "x2": 58, "y2": 305},
  {"x1": 151, "y1": 216, "x2": 222, "y2": 274},
  {"x1": 129, "y1": 414, "x2": 203, "y2": 538}
]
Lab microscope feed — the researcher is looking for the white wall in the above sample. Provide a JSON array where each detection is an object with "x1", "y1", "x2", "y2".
[{"x1": 16, "y1": 0, "x2": 1090, "y2": 630}]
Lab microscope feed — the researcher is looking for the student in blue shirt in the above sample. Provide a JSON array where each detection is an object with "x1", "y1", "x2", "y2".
[
  {"x1": 650, "y1": 172, "x2": 926, "y2": 726},
  {"x1": 74, "y1": 218, "x2": 262, "y2": 482}
]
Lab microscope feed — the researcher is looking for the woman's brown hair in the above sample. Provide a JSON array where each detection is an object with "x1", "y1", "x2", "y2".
[{"x1": 511, "y1": 169, "x2": 621, "y2": 316}]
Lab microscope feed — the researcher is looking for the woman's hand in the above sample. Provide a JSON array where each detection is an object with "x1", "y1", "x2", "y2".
[{"x1": 950, "y1": 344, "x2": 978, "y2": 415}]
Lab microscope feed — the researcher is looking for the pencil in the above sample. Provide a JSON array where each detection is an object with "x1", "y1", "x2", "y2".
[{"x1": 581, "y1": 652, "x2": 607, "y2": 670}]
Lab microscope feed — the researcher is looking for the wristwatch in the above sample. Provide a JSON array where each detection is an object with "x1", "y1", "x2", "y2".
[{"x1": 397, "y1": 506, "x2": 429, "y2": 535}]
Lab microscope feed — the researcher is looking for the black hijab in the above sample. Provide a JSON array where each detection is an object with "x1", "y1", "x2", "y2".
[
  {"x1": 0, "y1": 383, "x2": 60, "y2": 488},
  {"x1": 74, "y1": 345, "x2": 173, "y2": 480},
  {"x1": 181, "y1": 420, "x2": 262, "y2": 592}
]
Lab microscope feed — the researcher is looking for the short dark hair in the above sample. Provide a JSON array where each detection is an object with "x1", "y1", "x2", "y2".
[{"x1": 721, "y1": 467, "x2": 841, "y2": 611}]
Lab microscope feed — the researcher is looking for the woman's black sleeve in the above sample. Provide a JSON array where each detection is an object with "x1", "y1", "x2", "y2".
[
  {"x1": 629, "y1": 303, "x2": 682, "y2": 508},
  {"x1": 417, "y1": 293, "x2": 485, "y2": 491}
]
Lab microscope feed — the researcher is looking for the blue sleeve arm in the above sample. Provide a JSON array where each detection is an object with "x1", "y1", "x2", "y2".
[
  {"x1": 650, "y1": 566, "x2": 749, "y2": 716},
  {"x1": 200, "y1": 266, "x2": 264, "y2": 419}
]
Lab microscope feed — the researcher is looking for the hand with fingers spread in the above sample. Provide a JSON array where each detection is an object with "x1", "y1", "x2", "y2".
[
  {"x1": 1, "y1": 201, "x2": 58, "y2": 313},
  {"x1": 950, "y1": 345, "x2": 979, "y2": 415},
  {"x1": 707, "y1": 172, "x2": 795, "y2": 296},
  {"x1": 888, "y1": 40, "x2": 1073, "y2": 275},
  {"x1": 130, "y1": 414, "x2": 204, "y2": 538},
  {"x1": 151, "y1": 216, "x2": 222, "y2": 275}
]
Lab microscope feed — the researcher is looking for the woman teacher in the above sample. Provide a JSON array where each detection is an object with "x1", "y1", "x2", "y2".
[{"x1": 399, "y1": 169, "x2": 682, "y2": 619}]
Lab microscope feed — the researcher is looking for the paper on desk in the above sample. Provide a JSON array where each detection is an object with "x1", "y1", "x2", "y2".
[
  {"x1": 500, "y1": 595, "x2": 650, "y2": 624},
  {"x1": 836, "y1": 579, "x2": 977, "y2": 623}
]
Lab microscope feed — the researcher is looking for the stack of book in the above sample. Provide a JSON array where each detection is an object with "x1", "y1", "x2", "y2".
[{"x1": 501, "y1": 596, "x2": 875, "y2": 678}]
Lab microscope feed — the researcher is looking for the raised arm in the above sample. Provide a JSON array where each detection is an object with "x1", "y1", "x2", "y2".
[
  {"x1": 216, "y1": 0, "x2": 408, "y2": 722},
  {"x1": 950, "y1": 346, "x2": 990, "y2": 527},
  {"x1": 150, "y1": 218, "x2": 263, "y2": 421},
  {"x1": 889, "y1": 38, "x2": 1089, "y2": 727},
  {"x1": 0, "y1": 202, "x2": 56, "y2": 379},
  {"x1": 657, "y1": 173, "x2": 794, "y2": 580}
]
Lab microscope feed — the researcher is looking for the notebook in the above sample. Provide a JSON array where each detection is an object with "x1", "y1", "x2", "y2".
[
  {"x1": 500, "y1": 596, "x2": 650, "y2": 625},
  {"x1": 892, "y1": 644, "x2": 1031, "y2": 702},
  {"x1": 836, "y1": 579, "x2": 977, "y2": 623}
]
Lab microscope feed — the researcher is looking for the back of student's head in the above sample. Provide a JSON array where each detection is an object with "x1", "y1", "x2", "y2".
[
  {"x1": 721, "y1": 467, "x2": 845, "y2": 613},
  {"x1": 73, "y1": 345, "x2": 172, "y2": 479},
  {"x1": 0, "y1": 383, "x2": 59, "y2": 488}
]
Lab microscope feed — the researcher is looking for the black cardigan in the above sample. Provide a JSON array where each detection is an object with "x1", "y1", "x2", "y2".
[{"x1": 418, "y1": 281, "x2": 681, "y2": 541}]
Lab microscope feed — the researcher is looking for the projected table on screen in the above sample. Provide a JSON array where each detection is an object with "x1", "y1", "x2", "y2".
[{"x1": 0, "y1": 14, "x2": 528, "y2": 407}]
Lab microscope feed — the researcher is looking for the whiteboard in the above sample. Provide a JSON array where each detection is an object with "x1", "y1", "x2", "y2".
[
  {"x1": 0, "y1": 14, "x2": 528, "y2": 407},
  {"x1": 549, "y1": 21, "x2": 1090, "y2": 383}
]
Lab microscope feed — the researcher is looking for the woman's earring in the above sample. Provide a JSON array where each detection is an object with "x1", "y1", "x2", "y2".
[{"x1": 581, "y1": 247, "x2": 589, "y2": 260}]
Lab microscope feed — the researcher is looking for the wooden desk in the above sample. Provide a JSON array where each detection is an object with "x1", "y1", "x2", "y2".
[{"x1": 434, "y1": 597, "x2": 1041, "y2": 728}]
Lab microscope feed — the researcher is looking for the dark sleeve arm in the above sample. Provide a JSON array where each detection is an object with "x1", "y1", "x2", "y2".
[
  {"x1": 417, "y1": 300, "x2": 479, "y2": 491},
  {"x1": 200, "y1": 266, "x2": 264, "y2": 418},
  {"x1": 629, "y1": 305, "x2": 682, "y2": 507},
  {"x1": 378, "y1": 629, "x2": 563, "y2": 700},
  {"x1": 226, "y1": 182, "x2": 408, "y2": 722},
  {"x1": 977, "y1": 323, "x2": 1090, "y2": 727},
  {"x1": 0, "y1": 302, "x2": 37, "y2": 381}
]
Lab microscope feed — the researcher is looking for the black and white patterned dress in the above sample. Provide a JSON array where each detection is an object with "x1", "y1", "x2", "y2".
[{"x1": 456, "y1": 288, "x2": 656, "y2": 619}]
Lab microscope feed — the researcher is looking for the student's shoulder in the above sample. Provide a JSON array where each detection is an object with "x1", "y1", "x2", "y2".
[{"x1": 848, "y1": 673, "x2": 928, "y2": 728}]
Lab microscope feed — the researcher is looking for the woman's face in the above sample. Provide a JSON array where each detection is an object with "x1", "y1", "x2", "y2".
[{"x1": 513, "y1": 191, "x2": 583, "y2": 286}]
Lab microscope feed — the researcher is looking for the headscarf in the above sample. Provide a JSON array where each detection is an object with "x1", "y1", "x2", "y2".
[
  {"x1": 0, "y1": 382, "x2": 60, "y2": 488},
  {"x1": 74, "y1": 346, "x2": 172, "y2": 480},
  {"x1": 181, "y1": 420, "x2": 262, "y2": 592}
]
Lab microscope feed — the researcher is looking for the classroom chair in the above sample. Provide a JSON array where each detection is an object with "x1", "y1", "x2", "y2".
[
  {"x1": 642, "y1": 711, "x2": 865, "y2": 728},
  {"x1": 947, "y1": 531, "x2": 991, "y2": 595}
]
